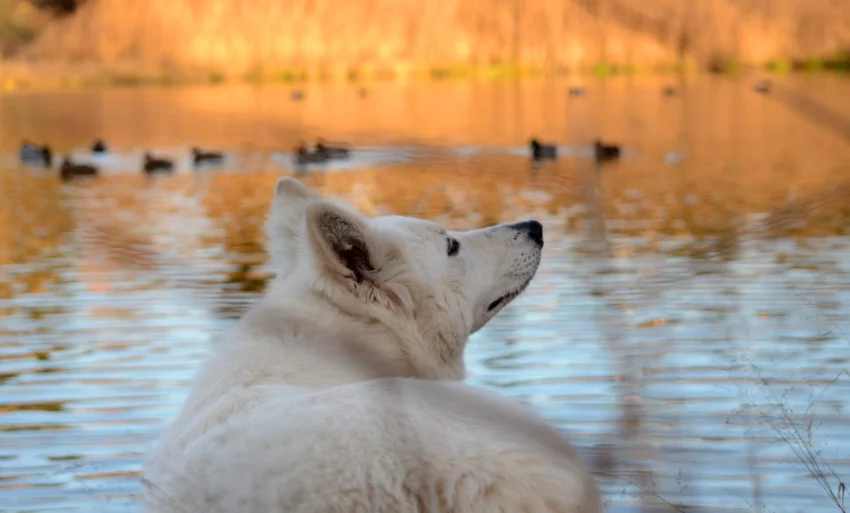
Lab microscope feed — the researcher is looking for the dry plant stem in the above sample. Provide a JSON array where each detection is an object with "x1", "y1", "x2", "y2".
[
  {"x1": 747, "y1": 405, "x2": 764, "y2": 513},
  {"x1": 737, "y1": 357, "x2": 847, "y2": 513}
]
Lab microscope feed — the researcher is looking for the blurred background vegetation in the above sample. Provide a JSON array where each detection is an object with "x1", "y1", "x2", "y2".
[{"x1": 1, "y1": 0, "x2": 849, "y2": 87}]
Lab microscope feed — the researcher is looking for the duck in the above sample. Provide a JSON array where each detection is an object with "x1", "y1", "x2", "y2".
[
  {"x1": 662, "y1": 86, "x2": 677, "y2": 96},
  {"x1": 569, "y1": 87, "x2": 586, "y2": 97},
  {"x1": 529, "y1": 138, "x2": 558, "y2": 161},
  {"x1": 191, "y1": 147, "x2": 224, "y2": 166},
  {"x1": 59, "y1": 156, "x2": 99, "y2": 181},
  {"x1": 294, "y1": 142, "x2": 327, "y2": 166},
  {"x1": 315, "y1": 139, "x2": 350, "y2": 160},
  {"x1": 594, "y1": 139, "x2": 621, "y2": 162},
  {"x1": 91, "y1": 139, "x2": 109, "y2": 153},
  {"x1": 20, "y1": 140, "x2": 52, "y2": 166},
  {"x1": 753, "y1": 80, "x2": 772, "y2": 94},
  {"x1": 143, "y1": 152, "x2": 175, "y2": 173},
  {"x1": 292, "y1": 90, "x2": 305, "y2": 101}
]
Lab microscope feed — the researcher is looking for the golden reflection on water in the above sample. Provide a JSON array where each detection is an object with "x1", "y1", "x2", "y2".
[{"x1": 2, "y1": 149, "x2": 849, "y2": 300}]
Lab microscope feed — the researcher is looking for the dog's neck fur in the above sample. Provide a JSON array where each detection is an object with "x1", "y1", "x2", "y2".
[{"x1": 180, "y1": 279, "x2": 466, "y2": 419}]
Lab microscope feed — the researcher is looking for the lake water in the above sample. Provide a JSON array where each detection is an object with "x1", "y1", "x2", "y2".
[{"x1": 1, "y1": 76, "x2": 849, "y2": 512}]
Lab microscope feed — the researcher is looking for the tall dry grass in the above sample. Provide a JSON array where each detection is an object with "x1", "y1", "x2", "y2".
[
  {"x1": 0, "y1": 0, "x2": 50, "y2": 56},
  {"x1": 13, "y1": 0, "x2": 850, "y2": 77}
]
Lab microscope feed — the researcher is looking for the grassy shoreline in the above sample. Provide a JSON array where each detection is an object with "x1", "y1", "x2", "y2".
[{"x1": 2, "y1": 57, "x2": 849, "y2": 92}]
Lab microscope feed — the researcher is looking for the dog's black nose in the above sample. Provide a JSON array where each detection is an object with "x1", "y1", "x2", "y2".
[{"x1": 513, "y1": 220, "x2": 543, "y2": 247}]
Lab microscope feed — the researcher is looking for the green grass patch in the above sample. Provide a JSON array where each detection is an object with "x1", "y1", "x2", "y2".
[
  {"x1": 587, "y1": 61, "x2": 640, "y2": 77},
  {"x1": 786, "y1": 53, "x2": 850, "y2": 73},
  {"x1": 429, "y1": 64, "x2": 473, "y2": 80},
  {"x1": 273, "y1": 68, "x2": 306, "y2": 82},
  {"x1": 424, "y1": 63, "x2": 548, "y2": 81},
  {"x1": 590, "y1": 61, "x2": 613, "y2": 77},
  {"x1": 766, "y1": 57, "x2": 792, "y2": 74},
  {"x1": 108, "y1": 73, "x2": 146, "y2": 87},
  {"x1": 104, "y1": 72, "x2": 189, "y2": 87},
  {"x1": 797, "y1": 58, "x2": 825, "y2": 72}
]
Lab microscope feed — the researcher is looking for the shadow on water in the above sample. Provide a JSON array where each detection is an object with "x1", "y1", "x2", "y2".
[{"x1": 1, "y1": 76, "x2": 849, "y2": 512}]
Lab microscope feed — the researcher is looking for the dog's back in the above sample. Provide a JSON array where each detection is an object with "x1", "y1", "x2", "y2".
[{"x1": 143, "y1": 377, "x2": 601, "y2": 513}]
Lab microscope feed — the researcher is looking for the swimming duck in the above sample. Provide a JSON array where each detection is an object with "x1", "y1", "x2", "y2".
[
  {"x1": 59, "y1": 156, "x2": 99, "y2": 181},
  {"x1": 20, "y1": 140, "x2": 52, "y2": 166},
  {"x1": 662, "y1": 86, "x2": 677, "y2": 96},
  {"x1": 294, "y1": 142, "x2": 327, "y2": 166},
  {"x1": 191, "y1": 147, "x2": 224, "y2": 166},
  {"x1": 143, "y1": 152, "x2": 175, "y2": 173},
  {"x1": 315, "y1": 139, "x2": 350, "y2": 160},
  {"x1": 569, "y1": 87, "x2": 586, "y2": 97},
  {"x1": 753, "y1": 80, "x2": 772, "y2": 94},
  {"x1": 529, "y1": 138, "x2": 558, "y2": 161},
  {"x1": 594, "y1": 139, "x2": 621, "y2": 162},
  {"x1": 91, "y1": 139, "x2": 108, "y2": 153}
]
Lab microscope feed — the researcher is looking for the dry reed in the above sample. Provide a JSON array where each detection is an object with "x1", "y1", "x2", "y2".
[{"x1": 8, "y1": 0, "x2": 850, "y2": 80}]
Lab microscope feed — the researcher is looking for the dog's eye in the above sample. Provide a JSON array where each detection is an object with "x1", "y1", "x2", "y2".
[{"x1": 447, "y1": 238, "x2": 460, "y2": 257}]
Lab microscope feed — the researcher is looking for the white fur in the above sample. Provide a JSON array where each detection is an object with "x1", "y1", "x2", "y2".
[{"x1": 142, "y1": 178, "x2": 602, "y2": 512}]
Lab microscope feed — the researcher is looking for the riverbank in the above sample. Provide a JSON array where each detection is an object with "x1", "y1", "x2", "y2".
[
  {"x1": 3, "y1": 0, "x2": 849, "y2": 91},
  {"x1": 2, "y1": 57, "x2": 849, "y2": 92}
]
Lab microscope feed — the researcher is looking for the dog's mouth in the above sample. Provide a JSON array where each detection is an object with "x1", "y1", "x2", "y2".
[
  {"x1": 486, "y1": 294, "x2": 512, "y2": 312},
  {"x1": 486, "y1": 282, "x2": 530, "y2": 313},
  {"x1": 472, "y1": 258, "x2": 541, "y2": 334}
]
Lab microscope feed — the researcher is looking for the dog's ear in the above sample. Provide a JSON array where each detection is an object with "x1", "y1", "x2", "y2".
[
  {"x1": 306, "y1": 201, "x2": 378, "y2": 286},
  {"x1": 274, "y1": 177, "x2": 320, "y2": 203},
  {"x1": 265, "y1": 178, "x2": 322, "y2": 271}
]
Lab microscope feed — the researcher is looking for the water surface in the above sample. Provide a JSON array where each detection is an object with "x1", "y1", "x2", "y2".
[{"x1": 2, "y1": 76, "x2": 850, "y2": 512}]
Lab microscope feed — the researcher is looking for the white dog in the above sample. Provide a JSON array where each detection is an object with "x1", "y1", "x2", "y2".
[{"x1": 141, "y1": 178, "x2": 602, "y2": 512}]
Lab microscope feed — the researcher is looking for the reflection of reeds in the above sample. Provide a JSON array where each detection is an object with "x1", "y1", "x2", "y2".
[
  {"x1": 573, "y1": 114, "x2": 847, "y2": 511},
  {"x1": 579, "y1": 155, "x2": 678, "y2": 511}
]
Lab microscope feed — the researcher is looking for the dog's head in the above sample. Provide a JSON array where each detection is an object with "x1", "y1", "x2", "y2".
[{"x1": 266, "y1": 178, "x2": 543, "y2": 379}]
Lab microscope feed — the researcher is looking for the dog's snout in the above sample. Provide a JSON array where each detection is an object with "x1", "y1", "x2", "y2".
[{"x1": 512, "y1": 220, "x2": 543, "y2": 247}]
